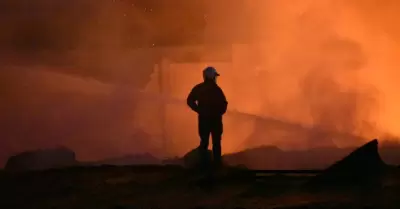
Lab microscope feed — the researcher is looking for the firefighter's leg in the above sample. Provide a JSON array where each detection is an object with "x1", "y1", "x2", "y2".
[
  {"x1": 198, "y1": 118, "x2": 211, "y2": 167},
  {"x1": 211, "y1": 120, "x2": 223, "y2": 167}
]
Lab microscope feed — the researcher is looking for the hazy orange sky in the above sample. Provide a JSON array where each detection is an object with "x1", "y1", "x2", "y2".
[{"x1": 1, "y1": 0, "x2": 400, "y2": 167}]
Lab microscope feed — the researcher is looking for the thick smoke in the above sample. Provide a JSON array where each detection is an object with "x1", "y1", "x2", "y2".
[
  {"x1": 0, "y1": 0, "x2": 209, "y2": 166},
  {"x1": 1, "y1": 0, "x2": 400, "y2": 166},
  {"x1": 214, "y1": 0, "x2": 400, "y2": 151},
  {"x1": 299, "y1": 38, "x2": 378, "y2": 146}
]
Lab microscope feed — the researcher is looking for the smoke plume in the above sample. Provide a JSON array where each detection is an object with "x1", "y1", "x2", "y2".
[{"x1": 1, "y1": 0, "x2": 400, "y2": 166}]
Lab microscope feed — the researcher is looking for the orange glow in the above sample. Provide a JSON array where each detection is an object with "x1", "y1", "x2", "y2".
[
  {"x1": 2, "y1": 0, "x2": 400, "y2": 165},
  {"x1": 133, "y1": 0, "x2": 400, "y2": 155}
]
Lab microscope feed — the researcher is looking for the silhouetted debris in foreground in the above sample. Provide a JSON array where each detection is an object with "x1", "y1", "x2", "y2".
[
  {"x1": 1, "y1": 162, "x2": 400, "y2": 209},
  {"x1": 273, "y1": 202, "x2": 376, "y2": 209},
  {"x1": 162, "y1": 156, "x2": 184, "y2": 165},
  {"x1": 111, "y1": 204, "x2": 138, "y2": 209},
  {"x1": 5, "y1": 146, "x2": 77, "y2": 172},
  {"x1": 183, "y1": 147, "x2": 213, "y2": 168},
  {"x1": 94, "y1": 153, "x2": 161, "y2": 166},
  {"x1": 307, "y1": 139, "x2": 388, "y2": 189}
]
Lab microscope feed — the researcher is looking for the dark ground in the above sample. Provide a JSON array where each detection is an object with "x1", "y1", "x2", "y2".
[{"x1": 1, "y1": 165, "x2": 400, "y2": 209}]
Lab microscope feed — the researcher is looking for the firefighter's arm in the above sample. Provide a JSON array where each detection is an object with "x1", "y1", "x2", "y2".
[
  {"x1": 219, "y1": 88, "x2": 228, "y2": 115},
  {"x1": 187, "y1": 87, "x2": 199, "y2": 113}
]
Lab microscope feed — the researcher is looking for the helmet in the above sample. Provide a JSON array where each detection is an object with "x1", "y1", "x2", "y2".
[{"x1": 203, "y1": 66, "x2": 220, "y2": 80}]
